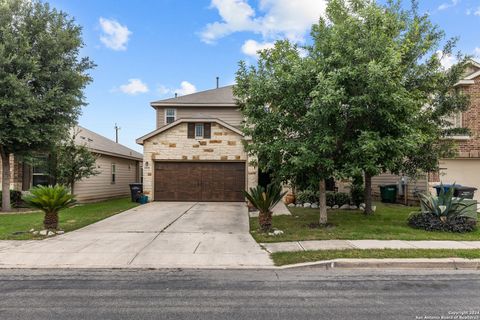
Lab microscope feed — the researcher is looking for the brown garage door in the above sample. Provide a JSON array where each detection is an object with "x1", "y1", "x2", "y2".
[{"x1": 154, "y1": 162, "x2": 245, "y2": 202}]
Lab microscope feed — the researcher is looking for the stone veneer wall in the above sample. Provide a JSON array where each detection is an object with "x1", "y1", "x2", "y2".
[
  {"x1": 0, "y1": 154, "x2": 23, "y2": 190},
  {"x1": 142, "y1": 122, "x2": 257, "y2": 200},
  {"x1": 456, "y1": 76, "x2": 480, "y2": 157}
]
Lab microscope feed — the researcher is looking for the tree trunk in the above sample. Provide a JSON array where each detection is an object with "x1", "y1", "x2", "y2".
[
  {"x1": 319, "y1": 178, "x2": 327, "y2": 225},
  {"x1": 258, "y1": 210, "x2": 273, "y2": 232},
  {"x1": 364, "y1": 172, "x2": 373, "y2": 215},
  {"x1": 70, "y1": 181, "x2": 75, "y2": 195},
  {"x1": 43, "y1": 211, "x2": 59, "y2": 230},
  {"x1": 0, "y1": 149, "x2": 11, "y2": 212}
]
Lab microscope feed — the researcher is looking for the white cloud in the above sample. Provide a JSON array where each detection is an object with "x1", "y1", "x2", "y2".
[
  {"x1": 241, "y1": 39, "x2": 275, "y2": 57},
  {"x1": 200, "y1": 0, "x2": 327, "y2": 44},
  {"x1": 99, "y1": 17, "x2": 132, "y2": 51},
  {"x1": 175, "y1": 81, "x2": 197, "y2": 96},
  {"x1": 157, "y1": 81, "x2": 197, "y2": 97},
  {"x1": 436, "y1": 51, "x2": 457, "y2": 70},
  {"x1": 119, "y1": 79, "x2": 149, "y2": 95},
  {"x1": 438, "y1": 0, "x2": 459, "y2": 11},
  {"x1": 475, "y1": 7, "x2": 480, "y2": 16},
  {"x1": 474, "y1": 47, "x2": 480, "y2": 59}
]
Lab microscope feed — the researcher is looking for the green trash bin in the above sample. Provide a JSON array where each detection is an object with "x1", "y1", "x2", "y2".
[{"x1": 379, "y1": 184, "x2": 397, "y2": 203}]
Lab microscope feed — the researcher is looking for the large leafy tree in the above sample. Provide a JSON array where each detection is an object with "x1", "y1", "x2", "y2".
[
  {"x1": 235, "y1": 41, "x2": 345, "y2": 225},
  {"x1": 309, "y1": 0, "x2": 469, "y2": 214},
  {"x1": 0, "y1": 0, "x2": 94, "y2": 211}
]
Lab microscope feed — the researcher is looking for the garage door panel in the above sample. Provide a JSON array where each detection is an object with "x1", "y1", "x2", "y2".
[{"x1": 155, "y1": 162, "x2": 245, "y2": 201}]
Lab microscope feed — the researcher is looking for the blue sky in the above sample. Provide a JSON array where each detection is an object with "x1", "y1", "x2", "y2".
[{"x1": 47, "y1": 0, "x2": 480, "y2": 152}]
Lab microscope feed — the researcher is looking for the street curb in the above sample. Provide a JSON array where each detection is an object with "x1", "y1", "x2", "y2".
[{"x1": 276, "y1": 258, "x2": 480, "y2": 270}]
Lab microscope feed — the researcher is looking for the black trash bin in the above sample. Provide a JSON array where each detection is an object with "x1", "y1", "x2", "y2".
[
  {"x1": 129, "y1": 183, "x2": 143, "y2": 202},
  {"x1": 379, "y1": 184, "x2": 397, "y2": 203},
  {"x1": 453, "y1": 186, "x2": 477, "y2": 199},
  {"x1": 433, "y1": 184, "x2": 460, "y2": 196}
]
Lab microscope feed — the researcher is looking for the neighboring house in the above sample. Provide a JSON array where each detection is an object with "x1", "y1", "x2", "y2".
[
  {"x1": 369, "y1": 59, "x2": 480, "y2": 203},
  {"x1": 136, "y1": 85, "x2": 258, "y2": 202},
  {"x1": 0, "y1": 126, "x2": 143, "y2": 202}
]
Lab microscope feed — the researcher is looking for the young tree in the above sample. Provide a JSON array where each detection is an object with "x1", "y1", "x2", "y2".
[
  {"x1": 235, "y1": 41, "x2": 345, "y2": 225},
  {"x1": 50, "y1": 131, "x2": 99, "y2": 194},
  {"x1": 309, "y1": 0, "x2": 469, "y2": 214},
  {"x1": 0, "y1": 0, "x2": 94, "y2": 210}
]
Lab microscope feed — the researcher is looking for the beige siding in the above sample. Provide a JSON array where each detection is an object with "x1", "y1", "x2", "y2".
[
  {"x1": 74, "y1": 155, "x2": 140, "y2": 202},
  {"x1": 155, "y1": 107, "x2": 242, "y2": 128},
  {"x1": 371, "y1": 172, "x2": 428, "y2": 204},
  {"x1": 438, "y1": 159, "x2": 480, "y2": 201}
]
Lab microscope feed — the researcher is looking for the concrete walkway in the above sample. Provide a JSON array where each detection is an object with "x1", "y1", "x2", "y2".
[
  {"x1": 0, "y1": 202, "x2": 273, "y2": 269},
  {"x1": 262, "y1": 240, "x2": 480, "y2": 253}
]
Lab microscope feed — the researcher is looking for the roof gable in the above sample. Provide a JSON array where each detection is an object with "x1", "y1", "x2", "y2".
[
  {"x1": 75, "y1": 126, "x2": 143, "y2": 160},
  {"x1": 151, "y1": 85, "x2": 236, "y2": 107},
  {"x1": 136, "y1": 118, "x2": 243, "y2": 145}
]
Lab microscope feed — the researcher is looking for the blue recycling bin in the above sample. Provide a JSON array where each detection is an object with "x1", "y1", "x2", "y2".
[{"x1": 434, "y1": 184, "x2": 461, "y2": 196}]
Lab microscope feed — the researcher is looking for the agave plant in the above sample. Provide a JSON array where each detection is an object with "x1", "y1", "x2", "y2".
[
  {"x1": 417, "y1": 184, "x2": 477, "y2": 222},
  {"x1": 22, "y1": 185, "x2": 76, "y2": 230},
  {"x1": 244, "y1": 184, "x2": 287, "y2": 232}
]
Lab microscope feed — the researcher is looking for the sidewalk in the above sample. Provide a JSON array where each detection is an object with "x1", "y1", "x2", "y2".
[{"x1": 262, "y1": 240, "x2": 480, "y2": 253}]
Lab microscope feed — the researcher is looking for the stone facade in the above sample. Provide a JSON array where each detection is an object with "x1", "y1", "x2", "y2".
[
  {"x1": 456, "y1": 75, "x2": 480, "y2": 158},
  {"x1": 142, "y1": 121, "x2": 257, "y2": 200},
  {"x1": 0, "y1": 154, "x2": 23, "y2": 190}
]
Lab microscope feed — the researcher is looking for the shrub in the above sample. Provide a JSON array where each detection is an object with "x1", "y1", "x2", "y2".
[
  {"x1": 350, "y1": 174, "x2": 365, "y2": 207},
  {"x1": 0, "y1": 190, "x2": 23, "y2": 208},
  {"x1": 408, "y1": 184, "x2": 477, "y2": 233},
  {"x1": 244, "y1": 184, "x2": 287, "y2": 232},
  {"x1": 22, "y1": 185, "x2": 76, "y2": 230},
  {"x1": 335, "y1": 192, "x2": 351, "y2": 207},
  {"x1": 296, "y1": 189, "x2": 318, "y2": 204},
  {"x1": 326, "y1": 191, "x2": 336, "y2": 207}
]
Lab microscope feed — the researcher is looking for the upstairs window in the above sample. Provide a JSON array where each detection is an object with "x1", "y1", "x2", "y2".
[
  {"x1": 188, "y1": 123, "x2": 211, "y2": 139},
  {"x1": 165, "y1": 108, "x2": 176, "y2": 124},
  {"x1": 195, "y1": 123, "x2": 204, "y2": 138}
]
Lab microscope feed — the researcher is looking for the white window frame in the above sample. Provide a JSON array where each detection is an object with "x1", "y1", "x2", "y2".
[
  {"x1": 165, "y1": 108, "x2": 176, "y2": 124},
  {"x1": 195, "y1": 123, "x2": 204, "y2": 139}
]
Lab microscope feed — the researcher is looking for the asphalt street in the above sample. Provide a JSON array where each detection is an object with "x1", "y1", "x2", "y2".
[{"x1": 0, "y1": 268, "x2": 479, "y2": 320}]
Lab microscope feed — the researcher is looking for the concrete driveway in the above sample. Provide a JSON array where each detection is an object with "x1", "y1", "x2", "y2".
[{"x1": 0, "y1": 202, "x2": 273, "y2": 268}]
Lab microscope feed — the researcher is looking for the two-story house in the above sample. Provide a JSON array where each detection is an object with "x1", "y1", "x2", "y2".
[
  {"x1": 429, "y1": 59, "x2": 480, "y2": 200},
  {"x1": 136, "y1": 85, "x2": 257, "y2": 202}
]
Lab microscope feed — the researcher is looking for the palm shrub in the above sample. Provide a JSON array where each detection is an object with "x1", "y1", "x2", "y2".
[
  {"x1": 408, "y1": 184, "x2": 477, "y2": 233},
  {"x1": 22, "y1": 185, "x2": 76, "y2": 230},
  {"x1": 244, "y1": 184, "x2": 287, "y2": 232}
]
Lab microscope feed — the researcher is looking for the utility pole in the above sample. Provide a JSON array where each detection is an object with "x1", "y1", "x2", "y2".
[{"x1": 114, "y1": 123, "x2": 121, "y2": 143}]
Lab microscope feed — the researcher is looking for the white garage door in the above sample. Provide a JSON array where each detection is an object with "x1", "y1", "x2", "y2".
[{"x1": 439, "y1": 159, "x2": 480, "y2": 201}]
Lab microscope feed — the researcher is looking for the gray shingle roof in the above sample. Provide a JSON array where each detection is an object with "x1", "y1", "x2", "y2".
[
  {"x1": 74, "y1": 126, "x2": 143, "y2": 160},
  {"x1": 151, "y1": 85, "x2": 236, "y2": 107}
]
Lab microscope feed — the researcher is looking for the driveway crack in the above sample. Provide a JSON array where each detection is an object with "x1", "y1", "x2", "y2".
[{"x1": 127, "y1": 202, "x2": 198, "y2": 265}]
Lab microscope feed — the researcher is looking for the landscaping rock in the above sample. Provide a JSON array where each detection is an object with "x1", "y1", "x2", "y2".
[
  {"x1": 332, "y1": 205, "x2": 339, "y2": 209},
  {"x1": 47, "y1": 231, "x2": 55, "y2": 236},
  {"x1": 296, "y1": 204, "x2": 303, "y2": 208},
  {"x1": 311, "y1": 203, "x2": 319, "y2": 209},
  {"x1": 340, "y1": 204, "x2": 350, "y2": 210},
  {"x1": 56, "y1": 230, "x2": 65, "y2": 235},
  {"x1": 372, "y1": 205, "x2": 377, "y2": 212},
  {"x1": 303, "y1": 202, "x2": 312, "y2": 208},
  {"x1": 39, "y1": 230, "x2": 48, "y2": 236},
  {"x1": 29, "y1": 228, "x2": 34, "y2": 233},
  {"x1": 349, "y1": 205, "x2": 358, "y2": 210},
  {"x1": 359, "y1": 203, "x2": 366, "y2": 209},
  {"x1": 287, "y1": 203, "x2": 296, "y2": 207},
  {"x1": 32, "y1": 231, "x2": 39, "y2": 235},
  {"x1": 273, "y1": 230, "x2": 284, "y2": 236}
]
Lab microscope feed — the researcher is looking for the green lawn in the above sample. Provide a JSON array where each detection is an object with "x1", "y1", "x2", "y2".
[
  {"x1": 0, "y1": 198, "x2": 139, "y2": 240},
  {"x1": 272, "y1": 249, "x2": 480, "y2": 266},
  {"x1": 251, "y1": 202, "x2": 480, "y2": 242}
]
